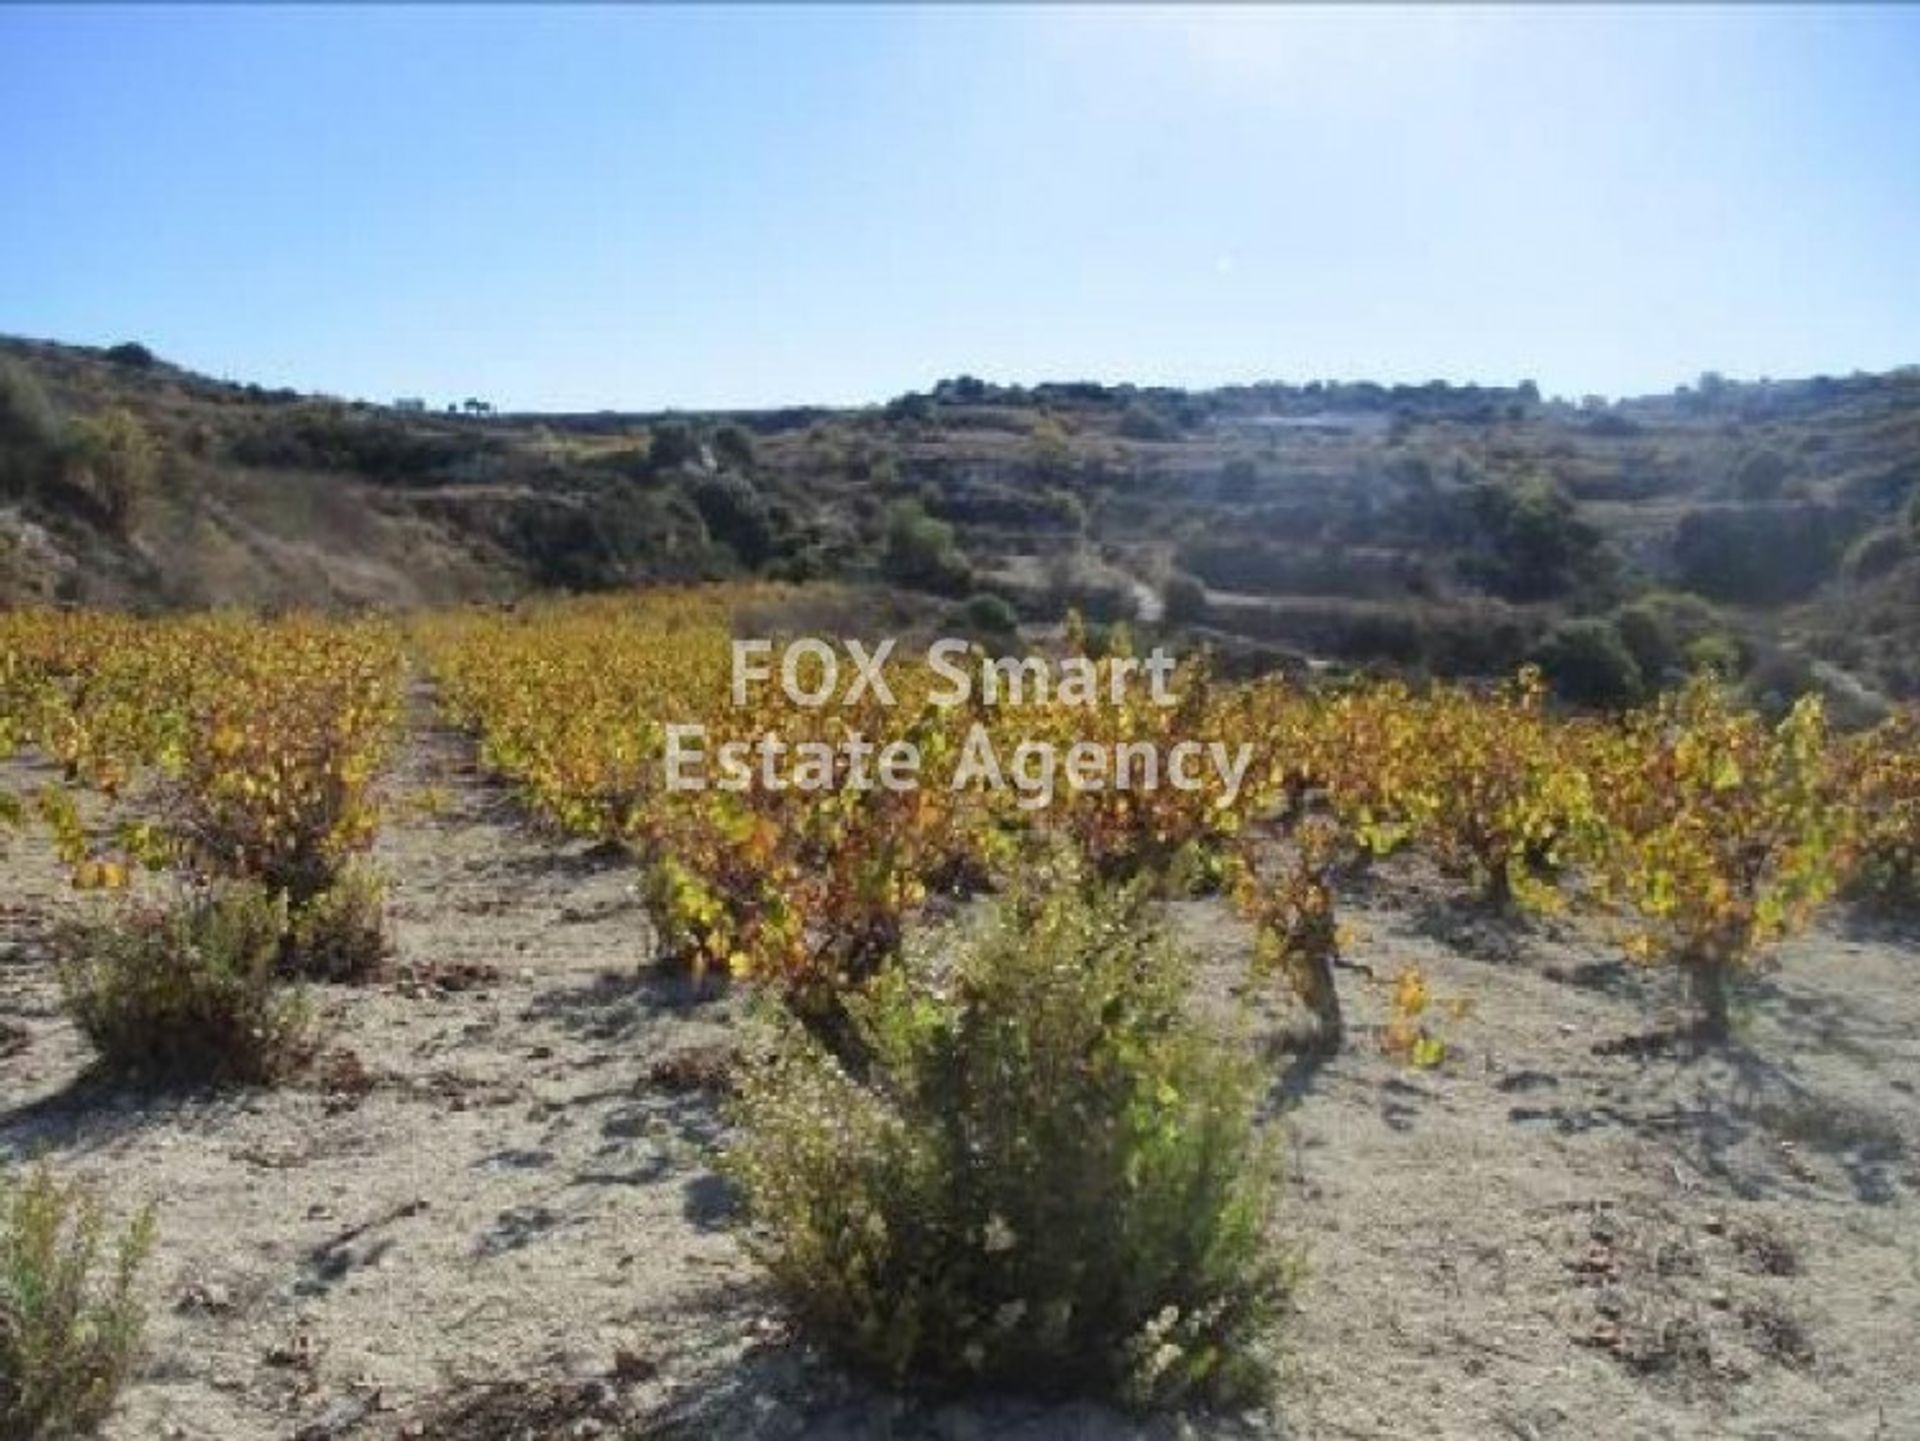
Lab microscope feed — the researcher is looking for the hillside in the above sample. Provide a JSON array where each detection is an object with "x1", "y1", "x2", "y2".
[{"x1": 4, "y1": 334, "x2": 1919, "y2": 711}]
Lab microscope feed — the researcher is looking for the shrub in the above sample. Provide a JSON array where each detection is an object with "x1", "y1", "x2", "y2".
[
  {"x1": 881, "y1": 501, "x2": 972, "y2": 596},
  {"x1": 1684, "y1": 631, "x2": 1746, "y2": 679},
  {"x1": 1455, "y1": 473, "x2": 1612, "y2": 602},
  {"x1": 954, "y1": 592, "x2": 1018, "y2": 635},
  {"x1": 1731, "y1": 447, "x2": 1794, "y2": 500},
  {"x1": 646, "y1": 420, "x2": 698, "y2": 472},
  {"x1": 1532, "y1": 617, "x2": 1644, "y2": 709},
  {"x1": 0, "y1": 361, "x2": 58, "y2": 444},
  {"x1": 1620, "y1": 598, "x2": 1681, "y2": 686},
  {"x1": 883, "y1": 392, "x2": 933, "y2": 427},
  {"x1": 0, "y1": 1164, "x2": 153, "y2": 1439},
  {"x1": 711, "y1": 422, "x2": 756, "y2": 470},
  {"x1": 1744, "y1": 646, "x2": 1820, "y2": 718},
  {"x1": 1028, "y1": 415, "x2": 1072, "y2": 478},
  {"x1": 1672, "y1": 503, "x2": 1850, "y2": 605},
  {"x1": 928, "y1": 481, "x2": 1082, "y2": 533},
  {"x1": 56, "y1": 885, "x2": 312, "y2": 1084},
  {"x1": 1611, "y1": 591, "x2": 1729, "y2": 688},
  {"x1": 0, "y1": 360, "x2": 64, "y2": 497},
  {"x1": 688, "y1": 473, "x2": 776, "y2": 569},
  {"x1": 1419, "y1": 603, "x2": 1538, "y2": 677},
  {"x1": 286, "y1": 865, "x2": 388, "y2": 982},
  {"x1": 64, "y1": 408, "x2": 158, "y2": 534},
  {"x1": 730, "y1": 875, "x2": 1291, "y2": 1408},
  {"x1": 102, "y1": 342, "x2": 156, "y2": 370},
  {"x1": 1117, "y1": 402, "x2": 1176, "y2": 442},
  {"x1": 1584, "y1": 411, "x2": 1642, "y2": 438},
  {"x1": 229, "y1": 402, "x2": 476, "y2": 480}
]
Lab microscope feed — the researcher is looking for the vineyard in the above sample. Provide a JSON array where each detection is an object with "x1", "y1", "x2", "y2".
[
  {"x1": 3, "y1": 585, "x2": 1919, "y2": 1439},
  {"x1": 419, "y1": 587, "x2": 1910, "y2": 1046}
]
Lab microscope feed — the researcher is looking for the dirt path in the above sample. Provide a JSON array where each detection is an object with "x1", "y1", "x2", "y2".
[{"x1": 2, "y1": 693, "x2": 757, "y2": 1439}]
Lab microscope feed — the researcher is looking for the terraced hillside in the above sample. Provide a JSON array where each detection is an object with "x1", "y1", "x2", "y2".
[{"x1": 4, "y1": 337, "x2": 1918, "y2": 708}]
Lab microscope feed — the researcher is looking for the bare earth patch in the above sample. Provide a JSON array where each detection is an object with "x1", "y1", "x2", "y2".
[{"x1": 4, "y1": 716, "x2": 1917, "y2": 1440}]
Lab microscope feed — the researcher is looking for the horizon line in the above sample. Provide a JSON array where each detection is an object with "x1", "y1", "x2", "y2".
[{"x1": 6, "y1": 329, "x2": 1916, "y2": 419}]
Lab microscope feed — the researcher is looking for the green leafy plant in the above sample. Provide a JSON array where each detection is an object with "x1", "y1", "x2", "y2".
[
  {"x1": 954, "y1": 592, "x2": 1019, "y2": 636},
  {"x1": 881, "y1": 500, "x2": 972, "y2": 595},
  {"x1": 729, "y1": 871, "x2": 1292, "y2": 1408},
  {"x1": 285, "y1": 863, "x2": 389, "y2": 982},
  {"x1": 56, "y1": 884, "x2": 312, "y2": 1084},
  {"x1": 64, "y1": 407, "x2": 158, "y2": 535},
  {"x1": 1, "y1": 1163, "x2": 153, "y2": 1439}
]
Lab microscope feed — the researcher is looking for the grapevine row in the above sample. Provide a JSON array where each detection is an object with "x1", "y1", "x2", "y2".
[{"x1": 417, "y1": 586, "x2": 1920, "y2": 1046}]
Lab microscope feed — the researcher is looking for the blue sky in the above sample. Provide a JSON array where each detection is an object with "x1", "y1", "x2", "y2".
[{"x1": 2, "y1": 5, "x2": 1916, "y2": 411}]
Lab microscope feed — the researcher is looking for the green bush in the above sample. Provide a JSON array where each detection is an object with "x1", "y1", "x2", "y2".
[
  {"x1": 730, "y1": 875, "x2": 1291, "y2": 1408},
  {"x1": 1419, "y1": 603, "x2": 1538, "y2": 678},
  {"x1": 1117, "y1": 402, "x2": 1176, "y2": 442},
  {"x1": 1743, "y1": 646, "x2": 1820, "y2": 719},
  {"x1": 0, "y1": 362, "x2": 59, "y2": 444},
  {"x1": 0, "y1": 360, "x2": 64, "y2": 497},
  {"x1": 286, "y1": 865, "x2": 388, "y2": 982},
  {"x1": 56, "y1": 885, "x2": 312, "y2": 1084},
  {"x1": 646, "y1": 420, "x2": 698, "y2": 472},
  {"x1": 712, "y1": 422, "x2": 757, "y2": 471},
  {"x1": 1455, "y1": 473, "x2": 1612, "y2": 603},
  {"x1": 229, "y1": 401, "x2": 479, "y2": 480},
  {"x1": 1028, "y1": 415, "x2": 1072, "y2": 479},
  {"x1": 1533, "y1": 617, "x2": 1644, "y2": 708},
  {"x1": 882, "y1": 501, "x2": 972, "y2": 596},
  {"x1": 1731, "y1": 446, "x2": 1794, "y2": 500},
  {"x1": 64, "y1": 408, "x2": 157, "y2": 535},
  {"x1": 1684, "y1": 631, "x2": 1746, "y2": 679},
  {"x1": 1611, "y1": 591, "x2": 1739, "y2": 689},
  {"x1": 1, "y1": 1163, "x2": 153, "y2": 1439},
  {"x1": 927, "y1": 482, "x2": 1083, "y2": 533},
  {"x1": 102, "y1": 342, "x2": 156, "y2": 369},
  {"x1": 954, "y1": 592, "x2": 1019, "y2": 635},
  {"x1": 1673, "y1": 502, "x2": 1850, "y2": 605},
  {"x1": 688, "y1": 473, "x2": 777, "y2": 570}
]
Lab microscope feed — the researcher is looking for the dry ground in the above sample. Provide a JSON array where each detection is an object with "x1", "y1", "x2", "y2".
[{"x1": 3, "y1": 711, "x2": 1917, "y2": 1440}]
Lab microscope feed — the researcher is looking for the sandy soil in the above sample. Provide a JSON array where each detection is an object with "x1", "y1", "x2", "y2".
[{"x1": 3, "y1": 707, "x2": 1917, "y2": 1440}]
